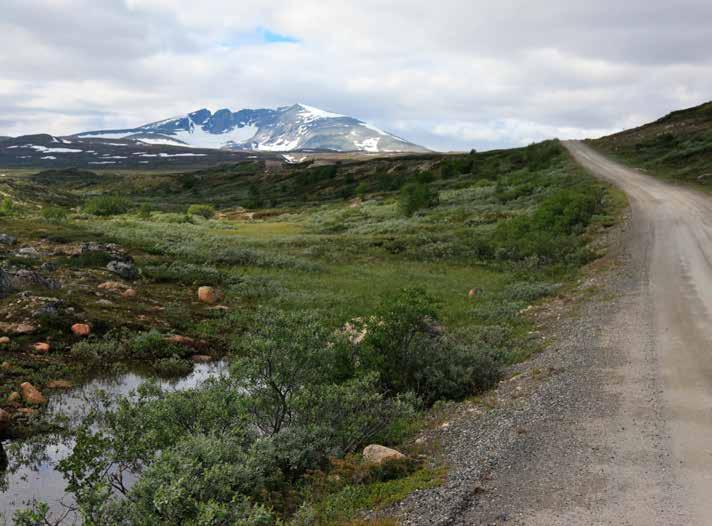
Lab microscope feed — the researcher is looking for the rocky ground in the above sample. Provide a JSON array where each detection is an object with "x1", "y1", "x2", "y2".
[
  {"x1": 0, "y1": 228, "x2": 224, "y2": 438},
  {"x1": 386, "y1": 207, "x2": 673, "y2": 524}
]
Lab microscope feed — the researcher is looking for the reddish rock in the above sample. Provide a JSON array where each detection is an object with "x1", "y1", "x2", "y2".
[
  {"x1": 71, "y1": 323, "x2": 91, "y2": 337},
  {"x1": 32, "y1": 342, "x2": 50, "y2": 354},
  {"x1": 20, "y1": 382, "x2": 47, "y2": 405},
  {"x1": 98, "y1": 281, "x2": 128, "y2": 291},
  {"x1": 122, "y1": 288, "x2": 137, "y2": 298},
  {"x1": 198, "y1": 286, "x2": 223, "y2": 304},
  {"x1": 46, "y1": 380, "x2": 73, "y2": 390},
  {"x1": 0, "y1": 336, "x2": 10, "y2": 345},
  {"x1": 8, "y1": 391, "x2": 20, "y2": 403}
]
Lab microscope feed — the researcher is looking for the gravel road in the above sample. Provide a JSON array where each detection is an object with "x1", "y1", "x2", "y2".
[{"x1": 397, "y1": 141, "x2": 710, "y2": 525}]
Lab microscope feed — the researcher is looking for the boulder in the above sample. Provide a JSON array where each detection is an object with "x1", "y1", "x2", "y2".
[
  {"x1": 20, "y1": 382, "x2": 47, "y2": 405},
  {"x1": 122, "y1": 288, "x2": 137, "y2": 298},
  {"x1": 16, "y1": 247, "x2": 40, "y2": 258},
  {"x1": 198, "y1": 286, "x2": 223, "y2": 304},
  {"x1": 0, "y1": 234, "x2": 16, "y2": 246},
  {"x1": 32, "y1": 342, "x2": 50, "y2": 354},
  {"x1": 46, "y1": 380, "x2": 73, "y2": 390},
  {"x1": 7, "y1": 391, "x2": 20, "y2": 402},
  {"x1": 98, "y1": 281, "x2": 128, "y2": 291},
  {"x1": 71, "y1": 323, "x2": 91, "y2": 337},
  {"x1": 0, "y1": 336, "x2": 9, "y2": 345},
  {"x1": 362, "y1": 444, "x2": 406, "y2": 464},
  {"x1": 10, "y1": 269, "x2": 60, "y2": 290},
  {"x1": 107, "y1": 260, "x2": 138, "y2": 280},
  {"x1": 0, "y1": 269, "x2": 14, "y2": 296}
]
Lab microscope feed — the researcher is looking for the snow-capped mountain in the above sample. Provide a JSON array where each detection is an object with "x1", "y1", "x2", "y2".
[{"x1": 75, "y1": 104, "x2": 429, "y2": 153}]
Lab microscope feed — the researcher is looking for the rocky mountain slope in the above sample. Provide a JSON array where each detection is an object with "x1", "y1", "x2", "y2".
[{"x1": 75, "y1": 104, "x2": 428, "y2": 153}]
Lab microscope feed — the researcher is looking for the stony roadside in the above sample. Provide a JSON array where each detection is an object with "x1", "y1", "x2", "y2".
[{"x1": 383, "y1": 209, "x2": 672, "y2": 525}]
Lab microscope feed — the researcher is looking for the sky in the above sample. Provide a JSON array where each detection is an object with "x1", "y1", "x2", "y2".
[{"x1": 2, "y1": 0, "x2": 712, "y2": 151}]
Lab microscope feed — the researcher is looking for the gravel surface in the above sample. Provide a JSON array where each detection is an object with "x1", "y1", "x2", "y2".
[{"x1": 393, "y1": 143, "x2": 700, "y2": 525}]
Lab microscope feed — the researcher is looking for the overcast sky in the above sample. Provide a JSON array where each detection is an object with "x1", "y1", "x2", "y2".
[{"x1": 2, "y1": 0, "x2": 712, "y2": 151}]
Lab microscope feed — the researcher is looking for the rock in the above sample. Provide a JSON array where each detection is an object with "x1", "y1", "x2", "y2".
[
  {"x1": 468, "y1": 288, "x2": 478, "y2": 298},
  {"x1": 16, "y1": 247, "x2": 40, "y2": 258},
  {"x1": 0, "y1": 269, "x2": 13, "y2": 296},
  {"x1": 7, "y1": 391, "x2": 20, "y2": 402},
  {"x1": 71, "y1": 323, "x2": 91, "y2": 337},
  {"x1": 362, "y1": 444, "x2": 406, "y2": 464},
  {"x1": 32, "y1": 298, "x2": 65, "y2": 319},
  {"x1": 46, "y1": 380, "x2": 73, "y2": 389},
  {"x1": 107, "y1": 260, "x2": 138, "y2": 280},
  {"x1": 166, "y1": 335, "x2": 199, "y2": 348},
  {"x1": 0, "y1": 336, "x2": 9, "y2": 345},
  {"x1": 20, "y1": 382, "x2": 47, "y2": 405},
  {"x1": 10, "y1": 269, "x2": 60, "y2": 290},
  {"x1": 191, "y1": 354, "x2": 212, "y2": 363},
  {"x1": 32, "y1": 342, "x2": 50, "y2": 353},
  {"x1": 98, "y1": 281, "x2": 129, "y2": 291},
  {"x1": 198, "y1": 286, "x2": 223, "y2": 304},
  {"x1": 121, "y1": 288, "x2": 137, "y2": 298},
  {"x1": 96, "y1": 299, "x2": 115, "y2": 306},
  {"x1": 0, "y1": 234, "x2": 17, "y2": 246},
  {"x1": 0, "y1": 323, "x2": 36, "y2": 335}
]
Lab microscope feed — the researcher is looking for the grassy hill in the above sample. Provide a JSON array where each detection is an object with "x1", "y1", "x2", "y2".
[{"x1": 591, "y1": 100, "x2": 712, "y2": 186}]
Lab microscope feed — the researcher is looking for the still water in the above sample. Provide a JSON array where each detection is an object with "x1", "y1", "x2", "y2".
[{"x1": 0, "y1": 360, "x2": 228, "y2": 523}]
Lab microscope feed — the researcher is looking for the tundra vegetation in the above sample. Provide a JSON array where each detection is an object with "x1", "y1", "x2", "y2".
[
  {"x1": 592, "y1": 100, "x2": 712, "y2": 187},
  {"x1": 0, "y1": 140, "x2": 621, "y2": 525}
]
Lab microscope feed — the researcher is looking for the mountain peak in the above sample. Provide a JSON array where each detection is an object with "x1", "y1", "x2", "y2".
[{"x1": 74, "y1": 105, "x2": 429, "y2": 153}]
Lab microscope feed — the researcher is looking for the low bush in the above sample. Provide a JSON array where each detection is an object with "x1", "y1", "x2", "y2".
[
  {"x1": 41, "y1": 206, "x2": 68, "y2": 223},
  {"x1": 83, "y1": 195, "x2": 131, "y2": 216}
]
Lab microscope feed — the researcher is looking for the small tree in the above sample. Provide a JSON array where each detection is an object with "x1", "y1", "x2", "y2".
[{"x1": 398, "y1": 182, "x2": 439, "y2": 217}]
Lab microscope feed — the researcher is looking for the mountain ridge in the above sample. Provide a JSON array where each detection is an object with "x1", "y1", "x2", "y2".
[{"x1": 74, "y1": 104, "x2": 429, "y2": 154}]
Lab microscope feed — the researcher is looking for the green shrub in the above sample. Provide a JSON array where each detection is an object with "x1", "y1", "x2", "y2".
[
  {"x1": 138, "y1": 203, "x2": 152, "y2": 220},
  {"x1": 41, "y1": 206, "x2": 68, "y2": 223},
  {"x1": 152, "y1": 357, "x2": 194, "y2": 377},
  {"x1": 0, "y1": 197, "x2": 14, "y2": 216},
  {"x1": 187, "y1": 204, "x2": 216, "y2": 219},
  {"x1": 70, "y1": 338, "x2": 123, "y2": 363},
  {"x1": 398, "y1": 182, "x2": 439, "y2": 217},
  {"x1": 360, "y1": 288, "x2": 501, "y2": 405},
  {"x1": 83, "y1": 195, "x2": 131, "y2": 216}
]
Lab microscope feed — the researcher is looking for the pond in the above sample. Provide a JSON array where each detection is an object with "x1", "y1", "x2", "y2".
[{"x1": 0, "y1": 360, "x2": 228, "y2": 524}]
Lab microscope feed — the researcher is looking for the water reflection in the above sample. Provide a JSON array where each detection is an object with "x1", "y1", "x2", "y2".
[{"x1": 0, "y1": 360, "x2": 228, "y2": 523}]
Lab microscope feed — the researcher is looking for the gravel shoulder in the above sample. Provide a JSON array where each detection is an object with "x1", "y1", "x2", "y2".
[{"x1": 395, "y1": 141, "x2": 704, "y2": 525}]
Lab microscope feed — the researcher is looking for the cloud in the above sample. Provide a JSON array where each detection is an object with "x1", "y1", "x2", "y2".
[{"x1": 2, "y1": 0, "x2": 712, "y2": 150}]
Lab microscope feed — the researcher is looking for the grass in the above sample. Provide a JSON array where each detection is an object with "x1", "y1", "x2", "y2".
[{"x1": 0, "y1": 140, "x2": 622, "y2": 522}]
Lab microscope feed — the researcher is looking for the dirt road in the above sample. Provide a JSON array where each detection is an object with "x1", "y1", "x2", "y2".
[
  {"x1": 399, "y1": 141, "x2": 711, "y2": 525},
  {"x1": 563, "y1": 140, "x2": 712, "y2": 524}
]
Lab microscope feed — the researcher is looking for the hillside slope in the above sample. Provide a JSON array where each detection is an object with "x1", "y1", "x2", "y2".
[{"x1": 591, "y1": 100, "x2": 712, "y2": 185}]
